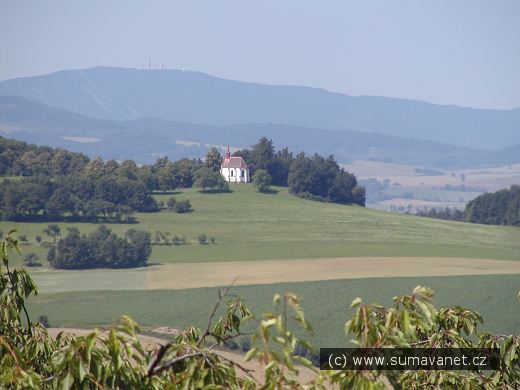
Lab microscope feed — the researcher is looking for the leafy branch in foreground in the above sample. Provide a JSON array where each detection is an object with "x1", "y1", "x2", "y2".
[
  {"x1": 0, "y1": 230, "x2": 519, "y2": 389},
  {"x1": 336, "y1": 286, "x2": 520, "y2": 389}
]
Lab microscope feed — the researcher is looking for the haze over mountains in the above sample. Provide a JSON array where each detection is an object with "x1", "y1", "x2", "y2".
[{"x1": 0, "y1": 66, "x2": 519, "y2": 167}]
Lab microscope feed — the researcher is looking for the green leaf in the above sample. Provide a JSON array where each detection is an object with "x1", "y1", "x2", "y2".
[
  {"x1": 77, "y1": 361, "x2": 88, "y2": 382},
  {"x1": 351, "y1": 297, "x2": 362, "y2": 308},
  {"x1": 345, "y1": 319, "x2": 353, "y2": 335},
  {"x1": 60, "y1": 371, "x2": 73, "y2": 390},
  {"x1": 244, "y1": 347, "x2": 257, "y2": 361},
  {"x1": 262, "y1": 318, "x2": 277, "y2": 329},
  {"x1": 400, "y1": 309, "x2": 411, "y2": 333},
  {"x1": 294, "y1": 355, "x2": 315, "y2": 369}
]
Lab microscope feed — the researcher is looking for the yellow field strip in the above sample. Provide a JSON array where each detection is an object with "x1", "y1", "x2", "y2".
[{"x1": 146, "y1": 257, "x2": 520, "y2": 290}]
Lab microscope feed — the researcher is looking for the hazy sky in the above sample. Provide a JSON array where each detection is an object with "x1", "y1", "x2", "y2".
[{"x1": 1, "y1": 0, "x2": 519, "y2": 109}]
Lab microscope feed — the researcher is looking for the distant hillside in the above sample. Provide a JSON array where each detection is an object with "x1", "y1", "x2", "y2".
[
  {"x1": 0, "y1": 67, "x2": 519, "y2": 150},
  {"x1": 1, "y1": 95, "x2": 519, "y2": 168}
]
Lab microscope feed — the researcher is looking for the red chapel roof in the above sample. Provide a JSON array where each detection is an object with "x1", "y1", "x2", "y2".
[{"x1": 221, "y1": 157, "x2": 248, "y2": 169}]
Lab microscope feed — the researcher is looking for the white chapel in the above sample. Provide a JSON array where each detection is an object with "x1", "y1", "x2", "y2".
[{"x1": 220, "y1": 146, "x2": 250, "y2": 183}]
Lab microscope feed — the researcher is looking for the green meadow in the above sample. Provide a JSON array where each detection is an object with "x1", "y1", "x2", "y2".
[
  {"x1": 2, "y1": 184, "x2": 519, "y2": 269},
  {"x1": 3, "y1": 183, "x2": 519, "y2": 346},
  {"x1": 27, "y1": 274, "x2": 520, "y2": 348}
]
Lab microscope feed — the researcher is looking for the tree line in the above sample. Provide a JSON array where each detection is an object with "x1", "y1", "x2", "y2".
[
  {"x1": 208, "y1": 137, "x2": 366, "y2": 206},
  {"x1": 0, "y1": 150, "x2": 205, "y2": 221},
  {"x1": 415, "y1": 206, "x2": 464, "y2": 221},
  {"x1": 1, "y1": 136, "x2": 366, "y2": 222},
  {"x1": 232, "y1": 138, "x2": 294, "y2": 186},
  {"x1": 417, "y1": 185, "x2": 520, "y2": 226},
  {"x1": 0, "y1": 174, "x2": 158, "y2": 222},
  {"x1": 0, "y1": 135, "x2": 89, "y2": 176},
  {"x1": 0, "y1": 135, "x2": 205, "y2": 192},
  {"x1": 464, "y1": 184, "x2": 520, "y2": 225},
  {"x1": 288, "y1": 153, "x2": 365, "y2": 205},
  {"x1": 47, "y1": 225, "x2": 151, "y2": 269}
]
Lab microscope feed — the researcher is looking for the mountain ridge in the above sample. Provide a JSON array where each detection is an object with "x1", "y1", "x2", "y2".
[
  {"x1": 4, "y1": 66, "x2": 519, "y2": 111},
  {"x1": 1, "y1": 67, "x2": 519, "y2": 150},
  {"x1": 1, "y1": 94, "x2": 519, "y2": 169}
]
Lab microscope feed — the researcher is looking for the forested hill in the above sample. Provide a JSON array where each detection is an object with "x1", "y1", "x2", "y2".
[
  {"x1": 418, "y1": 185, "x2": 520, "y2": 227},
  {"x1": 1, "y1": 67, "x2": 519, "y2": 150},
  {"x1": 0, "y1": 136, "x2": 365, "y2": 224},
  {"x1": 0, "y1": 135, "x2": 89, "y2": 176},
  {"x1": 2, "y1": 95, "x2": 520, "y2": 169},
  {"x1": 465, "y1": 185, "x2": 520, "y2": 226}
]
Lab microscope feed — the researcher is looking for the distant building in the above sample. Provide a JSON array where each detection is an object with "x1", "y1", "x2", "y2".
[{"x1": 220, "y1": 146, "x2": 250, "y2": 183}]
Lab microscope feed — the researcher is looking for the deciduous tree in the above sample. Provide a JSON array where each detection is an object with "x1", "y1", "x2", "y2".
[
  {"x1": 204, "y1": 147, "x2": 223, "y2": 172},
  {"x1": 252, "y1": 169, "x2": 272, "y2": 192},
  {"x1": 194, "y1": 167, "x2": 228, "y2": 192}
]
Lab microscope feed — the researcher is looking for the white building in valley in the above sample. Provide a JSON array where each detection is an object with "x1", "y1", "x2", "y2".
[{"x1": 220, "y1": 146, "x2": 250, "y2": 183}]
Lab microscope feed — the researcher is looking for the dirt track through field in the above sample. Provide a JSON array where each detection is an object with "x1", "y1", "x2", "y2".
[{"x1": 146, "y1": 257, "x2": 520, "y2": 290}]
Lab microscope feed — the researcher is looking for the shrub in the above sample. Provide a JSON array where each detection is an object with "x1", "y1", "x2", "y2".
[
  {"x1": 153, "y1": 231, "x2": 171, "y2": 245},
  {"x1": 35, "y1": 235, "x2": 42, "y2": 244},
  {"x1": 23, "y1": 253, "x2": 41, "y2": 267},
  {"x1": 198, "y1": 234, "x2": 207, "y2": 244},
  {"x1": 171, "y1": 235, "x2": 186, "y2": 245},
  {"x1": 173, "y1": 199, "x2": 192, "y2": 213},
  {"x1": 252, "y1": 169, "x2": 272, "y2": 192},
  {"x1": 194, "y1": 167, "x2": 229, "y2": 192},
  {"x1": 43, "y1": 224, "x2": 61, "y2": 243},
  {"x1": 166, "y1": 196, "x2": 177, "y2": 210},
  {"x1": 153, "y1": 231, "x2": 163, "y2": 245},
  {"x1": 163, "y1": 232, "x2": 171, "y2": 245}
]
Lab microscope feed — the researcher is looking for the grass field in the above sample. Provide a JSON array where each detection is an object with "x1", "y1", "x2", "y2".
[
  {"x1": 27, "y1": 274, "x2": 520, "y2": 348},
  {"x1": 3, "y1": 183, "x2": 518, "y2": 349},
  {"x1": 2, "y1": 184, "x2": 520, "y2": 269}
]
